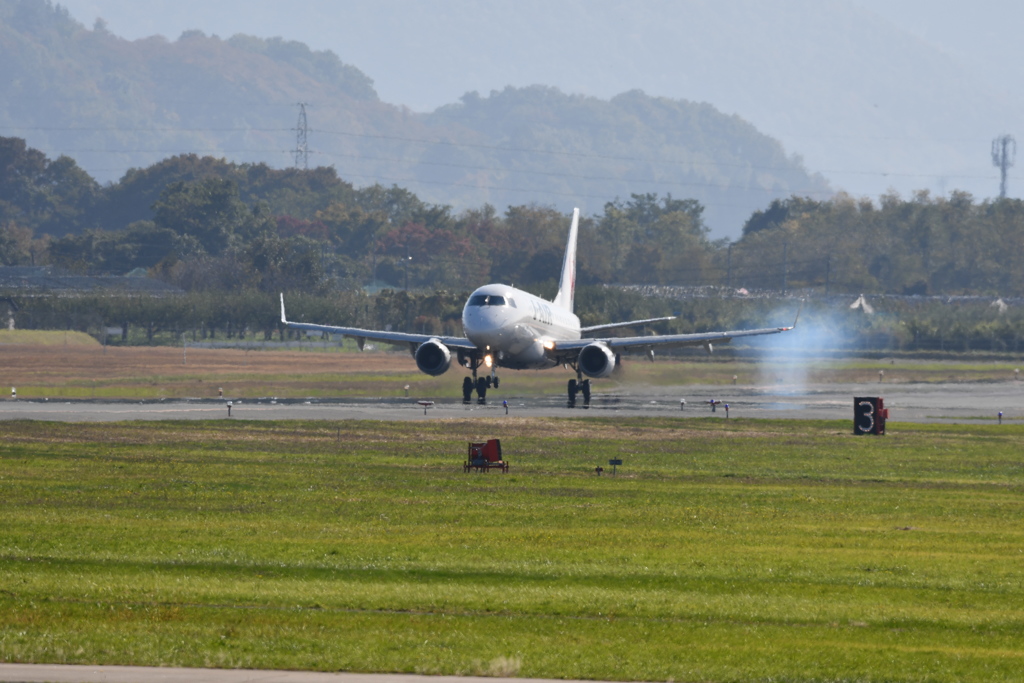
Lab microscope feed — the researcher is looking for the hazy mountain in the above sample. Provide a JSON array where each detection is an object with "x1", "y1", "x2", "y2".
[
  {"x1": 53, "y1": 0, "x2": 1024, "y2": 205},
  {"x1": 0, "y1": 0, "x2": 828, "y2": 238}
]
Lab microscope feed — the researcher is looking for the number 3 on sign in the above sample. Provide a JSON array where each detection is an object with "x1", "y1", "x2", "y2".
[{"x1": 858, "y1": 400, "x2": 875, "y2": 434}]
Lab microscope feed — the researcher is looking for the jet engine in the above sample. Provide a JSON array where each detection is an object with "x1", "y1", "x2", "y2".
[
  {"x1": 578, "y1": 342, "x2": 617, "y2": 378},
  {"x1": 414, "y1": 339, "x2": 452, "y2": 376}
]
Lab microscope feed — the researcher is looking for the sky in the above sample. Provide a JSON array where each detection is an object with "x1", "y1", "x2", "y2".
[{"x1": 50, "y1": 0, "x2": 1024, "y2": 204}]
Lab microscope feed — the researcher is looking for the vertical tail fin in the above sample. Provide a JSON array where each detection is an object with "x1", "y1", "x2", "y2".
[{"x1": 553, "y1": 207, "x2": 579, "y2": 312}]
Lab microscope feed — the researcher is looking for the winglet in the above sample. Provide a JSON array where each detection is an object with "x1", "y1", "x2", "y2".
[
  {"x1": 787, "y1": 300, "x2": 803, "y2": 330},
  {"x1": 552, "y1": 208, "x2": 579, "y2": 312},
  {"x1": 279, "y1": 293, "x2": 288, "y2": 324}
]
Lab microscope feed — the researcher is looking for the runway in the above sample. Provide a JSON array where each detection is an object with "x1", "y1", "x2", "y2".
[{"x1": 1, "y1": 381, "x2": 1021, "y2": 423}]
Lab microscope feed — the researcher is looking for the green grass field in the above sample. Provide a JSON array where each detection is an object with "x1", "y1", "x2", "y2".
[{"x1": 2, "y1": 418, "x2": 1023, "y2": 681}]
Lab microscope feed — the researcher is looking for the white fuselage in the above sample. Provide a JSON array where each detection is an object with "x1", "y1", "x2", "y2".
[{"x1": 461, "y1": 284, "x2": 580, "y2": 370}]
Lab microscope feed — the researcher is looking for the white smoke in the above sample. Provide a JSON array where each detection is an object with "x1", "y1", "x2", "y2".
[{"x1": 745, "y1": 303, "x2": 852, "y2": 396}]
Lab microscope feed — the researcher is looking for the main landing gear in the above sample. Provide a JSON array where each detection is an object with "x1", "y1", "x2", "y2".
[
  {"x1": 461, "y1": 354, "x2": 498, "y2": 405},
  {"x1": 463, "y1": 375, "x2": 498, "y2": 404},
  {"x1": 567, "y1": 377, "x2": 591, "y2": 408}
]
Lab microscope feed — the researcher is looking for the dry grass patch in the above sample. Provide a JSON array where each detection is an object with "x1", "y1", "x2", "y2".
[
  {"x1": 0, "y1": 345, "x2": 422, "y2": 398},
  {"x1": 0, "y1": 331, "x2": 100, "y2": 347}
]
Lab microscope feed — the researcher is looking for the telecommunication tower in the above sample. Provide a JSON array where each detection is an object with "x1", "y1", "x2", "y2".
[
  {"x1": 293, "y1": 102, "x2": 309, "y2": 169},
  {"x1": 991, "y1": 134, "x2": 1016, "y2": 198}
]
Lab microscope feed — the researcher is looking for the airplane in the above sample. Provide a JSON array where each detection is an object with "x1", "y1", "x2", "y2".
[{"x1": 280, "y1": 207, "x2": 798, "y2": 406}]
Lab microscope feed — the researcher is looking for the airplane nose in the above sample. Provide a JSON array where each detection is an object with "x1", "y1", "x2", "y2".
[
  {"x1": 464, "y1": 308, "x2": 502, "y2": 345},
  {"x1": 464, "y1": 309, "x2": 493, "y2": 332}
]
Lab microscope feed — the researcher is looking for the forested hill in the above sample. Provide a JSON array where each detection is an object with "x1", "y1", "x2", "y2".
[{"x1": 0, "y1": 0, "x2": 829, "y2": 237}]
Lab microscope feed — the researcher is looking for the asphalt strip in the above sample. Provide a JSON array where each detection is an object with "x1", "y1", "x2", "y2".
[
  {"x1": 0, "y1": 664, "x2": 591, "y2": 683},
  {"x1": 1, "y1": 381, "x2": 1022, "y2": 423}
]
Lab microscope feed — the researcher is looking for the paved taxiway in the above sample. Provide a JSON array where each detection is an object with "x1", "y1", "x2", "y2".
[{"x1": 1, "y1": 381, "x2": 1021, "y2": 423}]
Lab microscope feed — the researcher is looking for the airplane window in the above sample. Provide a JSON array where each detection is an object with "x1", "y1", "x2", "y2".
[
  {"x1": 468, "y1": 295, "x2": 488, "y2": 306},
  {"x1": 488, "y1": 296, "x2": 506, "y2": 306},
  {"x1": 507, "y1": 297, "x2": 516, "y2": 308}
]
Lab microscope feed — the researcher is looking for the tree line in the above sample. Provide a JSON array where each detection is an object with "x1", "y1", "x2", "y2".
[
  {"x1": 732, "y1": 192, "x2": 1024, "y2": 296},
  {"x1": 4, "y1": 135, "x2": 1024, "y2": 352},
  {"x1": 5, "y1": 137, "x2": 1024, "y2": 299},
  {"x1": 9, "y1": 288, "x2": 1024, "y2": 355},
  {"x1": 1, "y1": 138, "x2": 717, "y2": 294}
]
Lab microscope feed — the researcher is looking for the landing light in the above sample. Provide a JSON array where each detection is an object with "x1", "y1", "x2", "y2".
[
  {"x1": 484, "y1": 354, "x2": 493, "y2": 368},
  {"x1": 542, "y1": 341, "x2": 555, "y2": 350}
]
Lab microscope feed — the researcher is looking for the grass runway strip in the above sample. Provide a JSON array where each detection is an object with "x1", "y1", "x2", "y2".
[{"x1": 1, "y1": 418, "x2": 1023, "y2": 681}]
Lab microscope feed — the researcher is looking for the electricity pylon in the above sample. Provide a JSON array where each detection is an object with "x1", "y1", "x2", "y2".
[
  {"x1": 991, "y1": 134, "x2": 1016, "y2": 199},
  {"x1": 293, "y1": 103, "x2": 309, "y2": 170}
]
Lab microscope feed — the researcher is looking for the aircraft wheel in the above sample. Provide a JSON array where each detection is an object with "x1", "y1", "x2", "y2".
[
  {"x1": 462, "y1": 377, "x2": 474, "y2": 403},
  {"x1": 493, "y1": 377, "x2": 500, "y2": 389},
  {"x1": 581, "y1": 379, "x2": 591, "y2": 403},
  {"x1": 567, "y1": 378, "x2": 577, "y2": 407},
  {"x1": 476, "y1": 376, "x2": 488, "y2": 403}
]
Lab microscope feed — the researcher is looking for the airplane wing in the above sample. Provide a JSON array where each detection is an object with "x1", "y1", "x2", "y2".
[
  {"x1": 555, "y1": 308, "x2": 800, "y2": 353},
  {"x1": 554, "y1": 324, "x2": 795, "y2": 353},
  {"x1": 580, "y1": 316, "x2": 676, "y2": 334},
  {"x1": 279, "y1": 294, "x2": 477, "y2": 351}
]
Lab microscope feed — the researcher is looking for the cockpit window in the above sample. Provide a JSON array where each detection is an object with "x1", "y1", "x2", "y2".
[
  {"x1": 506, "y1": 297, "x2": 516, "y2": 308},
  {"x1": 468, "y1": 294, "x2": 507, "y2": 307}
]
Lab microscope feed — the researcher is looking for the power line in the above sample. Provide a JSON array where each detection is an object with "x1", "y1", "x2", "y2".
[
  {"x1": 332, "y1": 171, "x2": 806, "y2": 212},
  {"x1": 10, "y1": 123, "x2": 805, "y2": 172},
  {"x1": 42, "y1": 148, "x2": 293, "y2": 154},
  {"x1": 310, "y1": 150, "x2": 836, "y2": 197},
  {"x1": 2, "y1": 126, "x2": 292, "y2": 133},
  {"x1": 22, "y1": 145, "x2": 832, "y2": 200},
  {"x1": 308, "y1": 127, "x2": 998, "y2": 180},
  {"x1": 3, "y1": 124, "x2": 1002, "y2": 181}
]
